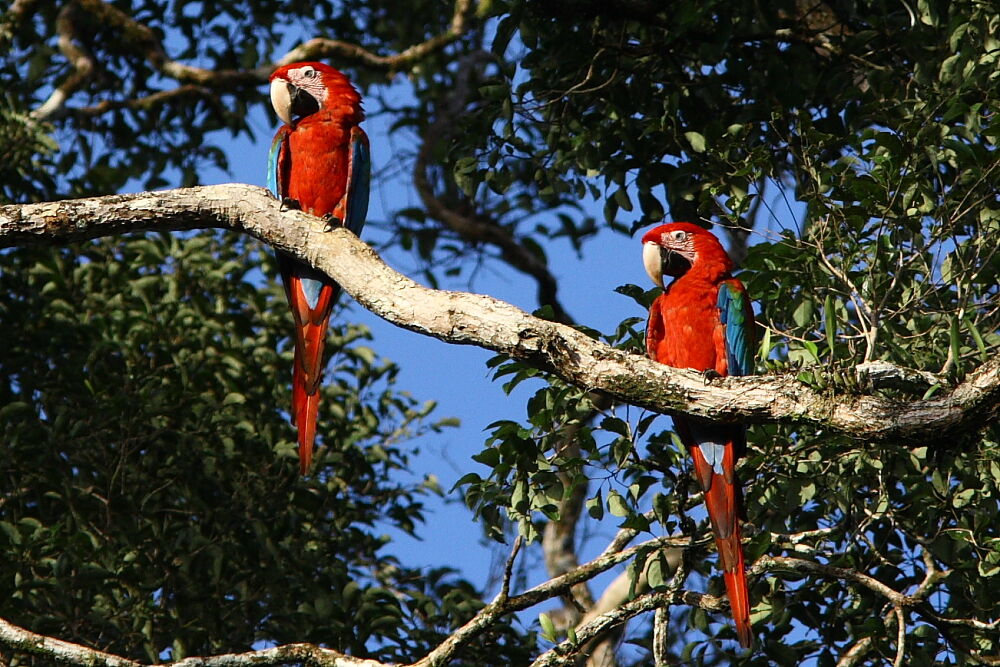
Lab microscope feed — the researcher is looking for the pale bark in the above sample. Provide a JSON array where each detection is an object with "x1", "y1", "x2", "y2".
[
  {"x1": 2, "y1": 184, "x2": 997, "y2": 442},
  {"x1": 0, "y1": 615, "x2": 388, "y2": 667}
]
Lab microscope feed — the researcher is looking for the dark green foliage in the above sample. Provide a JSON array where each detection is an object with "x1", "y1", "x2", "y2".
[
  {"x1": 0, "y1": 103, "x2": 57, "y2": 202},
  {"x1": 0, "y1": 234, "x2": 529, "y2": 664}
]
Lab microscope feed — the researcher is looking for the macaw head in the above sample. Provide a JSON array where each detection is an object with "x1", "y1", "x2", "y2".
[
  {"x1": 642, "y1": 222, "x2": 733, "y2": 288},
  {"x1": 269, "y1": 62, "x2": 363, "y2": 126}
]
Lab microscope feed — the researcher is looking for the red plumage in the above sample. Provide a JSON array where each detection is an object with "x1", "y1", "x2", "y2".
[
  {"x1": 269, "y1": 62, "x2": 369, "y2": 474},
  {"x1": 643, "y1": 222, "x2": 754, "y2": 648}
]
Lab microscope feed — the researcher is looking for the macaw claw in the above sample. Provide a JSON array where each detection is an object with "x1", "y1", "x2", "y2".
[
  {"x1": 702, "y1": 368, "x2": 722, "y2": 384},
  {"x1": 322, "y1": 213, "x2": 343, "y2": 231},
  {"x1": 281, "y1": 197, "x2": 302, "y2": 211}
]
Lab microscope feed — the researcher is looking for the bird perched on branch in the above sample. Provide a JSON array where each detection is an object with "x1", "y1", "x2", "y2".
[
  {"x1": 267, "y1": 62, "x2": 370, "y2": 474},
  {"x1": 642, "y1": 222, "x2": 755, "y2": 648}
]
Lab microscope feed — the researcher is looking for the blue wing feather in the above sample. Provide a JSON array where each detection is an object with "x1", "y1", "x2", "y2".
[
  {"x1": 267, "y1": 129, "x2": 288, "y2": 200},
  {"x1": 718, "y1": 281, "x2": 755, "y2": 377},
  {"x1": 345, "y1": 127, "x2": 370, "y2": 236}
]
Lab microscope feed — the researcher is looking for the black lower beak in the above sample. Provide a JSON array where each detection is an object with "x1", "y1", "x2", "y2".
[
  {"x1": 289, "y1": 83, "x2": 319, "y2": 120},
  {"x1": 661, "y1": 248, "x2": 691, "y2": 277}
]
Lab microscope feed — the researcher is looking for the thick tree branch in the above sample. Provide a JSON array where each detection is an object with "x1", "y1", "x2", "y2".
[
  {"x1": 0, "y1": 616, "x2": 384, "y2": 667},
  {"x1": 1, "y1": 184, "x2": 998, "y2": 441},
  {"x1": 74, "y1": 84, "x2": 217, "y2": 117}
]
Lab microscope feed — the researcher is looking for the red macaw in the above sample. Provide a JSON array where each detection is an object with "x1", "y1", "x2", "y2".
[
  {"x1": 642, "y1": 222, "x2": 755, "y2": 648},
  {"x1": 267, "y1": 62, "x2": 370, "y2": 474}
]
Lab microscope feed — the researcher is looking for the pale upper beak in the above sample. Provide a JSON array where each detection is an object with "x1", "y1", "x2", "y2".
[
  {"x1": 270, "y1": 79, "x2": 293, "y2": 126},
  {"x1": 643, "y1": 241, "x2": 664, "y2": 288}
]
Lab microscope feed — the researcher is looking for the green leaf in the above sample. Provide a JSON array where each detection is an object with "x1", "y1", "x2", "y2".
[
  {"x1": 647, "y1": 555, "x2": 666, "y2": 589},
  {"x1": 684, "y1": 131, "x2": 706, "y2": 153},
  {"x1": 952, "y1": 488, "x2": 976, "y2": 508},
  {"x1": 823, "y1": 293, "x2": 836, "y2": 358},
  {"x1": 792, "y1": 299, "x2": 815, "y2": 328},
  {"x1": 222, "y1": 392, "x2": 245, "y2": 406},
  {"x1": 586, "y1": 490, "x2": 604, "y2": 520},
  {"x1": 607, "y1": 489, "x2": 629, "y2": 517},
  {"x1": 539, "y1": 612, "x2": 557, "y2": 642}
]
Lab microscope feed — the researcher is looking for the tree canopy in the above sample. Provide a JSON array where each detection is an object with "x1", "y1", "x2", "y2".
[{"x1": 2, "y1": 1, "x2": 999, "y2": 665}]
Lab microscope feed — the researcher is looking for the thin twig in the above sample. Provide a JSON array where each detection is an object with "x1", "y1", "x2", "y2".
[
  {"x1": 499, "y1": 535, "x2": 523, "y2": 601},
  {"x1": 893, "y1": 606, "x2": 906, "y2": 667}
]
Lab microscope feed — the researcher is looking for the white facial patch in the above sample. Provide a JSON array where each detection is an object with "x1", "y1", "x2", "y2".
[{"x1": 289, "y1": 65, "x2": 328, "y2": 106}]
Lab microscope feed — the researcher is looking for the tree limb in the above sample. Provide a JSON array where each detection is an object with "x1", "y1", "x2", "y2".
[
  {"x1": 1, "y1": 184, "x2": 998, "y2": 442},
  {"x1": 30, "y1": 2, "x2": 97, "y2": 120},
  {"x1": 529, "y1": 588, "x2": 723, "y2": 667},
  {"x1": 31, "y1": 0, "x2": 476, "y2": 120},
  {"x1": 752, "y1": 556, "x2": 918, "y2": 607},
  {"x1": 0, "y1": 616, "x2": 385, "y2": 667}
]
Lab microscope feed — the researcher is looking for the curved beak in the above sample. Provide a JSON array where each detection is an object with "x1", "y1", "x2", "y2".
[
  {"x1": 642, "y1": 241, "x2": 664, "y2": 289},
  {"x1": 270, "y1": 79, "x2": 293, "y2": 126}
]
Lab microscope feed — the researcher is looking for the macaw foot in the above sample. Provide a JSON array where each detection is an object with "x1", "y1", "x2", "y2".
[
  {"x1": 702, "y1": 368, "x2": 722, "y2": 384},
  {"x1": 281, "y1": 197, "x2": 302, "y2": 211},
  {"x1": 322, "y1": 213, "x2": 343, "y2": 231}
]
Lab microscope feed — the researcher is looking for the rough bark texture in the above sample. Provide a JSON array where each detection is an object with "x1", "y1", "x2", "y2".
[
  {"x1": 0, "y1": 615, "x2": 388, "y2": 667},
  {"x1": 2, "y1": 184, "x2": 998, "y2": 443}
]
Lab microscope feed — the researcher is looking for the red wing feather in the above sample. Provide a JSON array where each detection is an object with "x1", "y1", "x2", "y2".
[{"x1": 645, "y1": 294, "x2": 667, "y2": 361}]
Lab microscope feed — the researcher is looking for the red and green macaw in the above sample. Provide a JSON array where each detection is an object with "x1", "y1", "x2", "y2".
[
  {"x1": 642, "y1": 222, "x2": 755, "y2": 648},
  {"x1": 267, "y1": 62, "x2": 370, "y2": 474}
]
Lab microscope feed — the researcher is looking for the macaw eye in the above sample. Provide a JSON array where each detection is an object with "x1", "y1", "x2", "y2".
[
  {"x1": 303, "y1": 68, "x2": 316, "y2": 79},
  {"x1": 671, "y1": 231, "x2": 687, "y2": 242}
]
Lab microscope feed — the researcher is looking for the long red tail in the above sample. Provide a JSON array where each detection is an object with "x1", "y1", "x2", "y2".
[
  {"x1": 291, "y1": 353, "x2": 322, "y2": 475},
  {"x1": 686, "y1": 423, "x2": 754, "y2": 648},
  {"x1": 722, "y1": 549, "x2": 753, "y2": 648},
  {"x1": 284, "y1": 269, "x2": 337, "y2": 475}
]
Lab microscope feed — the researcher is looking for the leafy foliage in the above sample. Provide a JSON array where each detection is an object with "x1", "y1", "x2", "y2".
[
  {"x1": 0, "y1": 104, "x2": 57, "y2": 202},
  {"x1": 3, "y1": 0, "x2": 1000, "y2": 664},
  {"x1": 0, "y1": 234, "x2": 529, "y2": 664}
]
